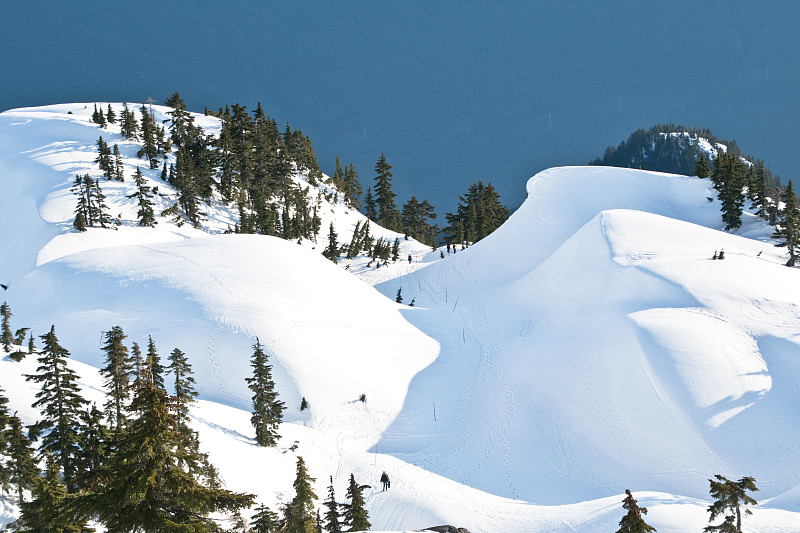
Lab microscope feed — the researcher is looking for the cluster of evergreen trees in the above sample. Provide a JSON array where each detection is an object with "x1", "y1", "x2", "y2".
[
  {"x1": 2, "y1": 301, "x2": 376, "y2": 531},
  {"x1": 696, "y1": 151, "x2": 799, "y2": 266},
  {"x1": 0, "y1": 302, "x2": 255, "y2": 531},
  {"x1": 443, "y1": 181, "x2": 509, "y2": 246},
  {"x1": 591, "y1": 124, "x2": 798, "y2": 267},
  {"x1": 83, "y1": 95, "x2": 513, "y2": 259},
  {"x1": 590, "y1": 125, "x2": 782, "y2": 190}
]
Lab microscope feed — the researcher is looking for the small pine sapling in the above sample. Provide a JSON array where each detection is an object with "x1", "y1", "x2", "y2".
[
  {"x1": 300, "y1": 397, "x2": 309, "y2": 411},
  {"x1": 615, "y1": 489, "x2": 656, "y2": 533}
]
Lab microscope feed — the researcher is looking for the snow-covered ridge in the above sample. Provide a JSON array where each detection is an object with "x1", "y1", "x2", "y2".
[{"x1": 2, "y1": 105, "x2": 800, "y2": 532}]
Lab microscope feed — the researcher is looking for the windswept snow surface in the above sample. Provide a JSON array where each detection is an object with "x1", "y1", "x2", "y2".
[{"x1": 2, "y1": 107, "x2": 800, "y2": 532}]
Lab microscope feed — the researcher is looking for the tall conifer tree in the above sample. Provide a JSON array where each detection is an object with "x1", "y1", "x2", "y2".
[
  {"x1": 6, "y1": 413, "x2": 39, "y2": 503},
  {"x1": 283, "y1": 456, "x2": 318, "y2": 533},
  {"x1": 342, "y1": 163, "x2": 362, "y2": 209},
  {"x1": 373, "y1": 154, "x2": 399, "y2": 231},
  {"x1": 167, "y1": 347, "x2": 197, "y2": 439},
  {"x1": 137, "y1": 103, "x2": 160, "y2": 169},
  {"x1": 145, "y1": 335, "x2": 166, "y2": 390},
  {"x1": 25, "y1": 326, "x2": 88, "y2": 486},
  {"x1": 120, "y1": 102, "x2": 138, "y2": 140},
  {"x1": 76, "y1": 368, "x2": 254, "y2": 531},
  {"x1": 95, "y1": 136, "x2": 113, "y2": 178},
  {"x1": 341, "y1": 473, "x2": 370, "y2": 532},
  {"x1": 774, "y1": 180, "x2": 800, "y2": 266},
  {"x1": 246, "y1": 339, "x2": 284, "y2": 447},
  {"x1": 1, "y1": 301, "x2": 12, "y2": 351},
  {"x1": 128, "y1": 167, "x2": 157, "y2": 227},
  {"x1": 363, "y1": 188, "x2": 377, "y2": 221},
  {"x1": 99, "y1": 326, "x2": 132, "y2": 431}
]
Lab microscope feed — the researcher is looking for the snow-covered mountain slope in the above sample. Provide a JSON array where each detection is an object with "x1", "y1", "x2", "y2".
[
  {"x1": 376, "y1": 166, "x2": 800, "y2": 507},
  {"x1": 2, "y1": 105, "x2": 800, "y2": 532}
]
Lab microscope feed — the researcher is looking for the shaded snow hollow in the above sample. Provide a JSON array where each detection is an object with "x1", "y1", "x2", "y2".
[{"x1": 1, "y1": 105, "x2": 799, "y2": 532}]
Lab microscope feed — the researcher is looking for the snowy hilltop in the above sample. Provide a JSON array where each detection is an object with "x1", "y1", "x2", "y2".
[{"x1": 1, "y1": 103, "x2": 800, "y2": 532}]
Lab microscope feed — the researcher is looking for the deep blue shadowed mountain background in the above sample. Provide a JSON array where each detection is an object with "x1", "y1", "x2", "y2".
[{"x1": 2, "y1": 1, "x2": 798, "y2": 215}]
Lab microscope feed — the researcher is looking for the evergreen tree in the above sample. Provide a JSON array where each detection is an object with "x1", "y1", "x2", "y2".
[
  {"x1": 91, "y1": 176, "x2": 111, "y2": 228},
  {"x1": 120, "y1": 102, "x2": 138, "y2": 140},
  {"x1": 106, "y1": 104, "x2": 116, "y2": 125},
  {"x1": 704, "y1": 475, "x2": 758, "y2": 533},
  {"x1": 91, "y1": 103, "x2": 102, "y2": 125},
  {"x1": 251, "y1": 503, "x2": 281, "y2": 533},
  {"x1": 616, "y1": 489, "x2": 656, "y2": 533},
  {"x1": 164, "y1": 92, "x2": 194, "y2": 149},
  {"x1": 323, "y1": 222, "x2": 339, "y2": 263},
  {"x1": 166, "y1": 347, "x2": 197, "y2": 439},
  {"x1": 373, "y1": 154, "x2": 400, "y2": 231},
  {"x1": 71, "y1": 174, "x2": 90, "y2": 231},
  {"x1": 127, "y1": 167, "x2": 157, "y2": 227},
  {"x1": 99, "y1": 326, "x2": 132, "y2": 431},
  {"x1": 444, "y1": 181, "x2": 509, "y2": 245},
  {"x1": 145, "y1": 335, "x2": 166, "y2": 390},
  {"x1": 112, "y1": 144, "x2": 124, "y2": 181},
  {"x1": 25, "y1": 326, "x2": 89, "y2": 486},
  {"x1": 332, "y1": 155, "x2": 344, "y2": 191},
  {"x1": 1, "y1": 301, "x2": 13, "y2": 351},
  {"x1": 16, "y1": 455, "x2": 87, "y2": 533},
  {"x1": 363, "y1": 188, "x2": 377, "y2": 221},
  {"x1": 773, "y1": 180, "x2": 800, "y2": 266},
  {"x1": 343, "y1": 163, "x2": 362, "y2": 209},
  {"x1": 345, "y1": 221, "x2": 363, "y2": 259},
  {"x1": 695, "y1": 154, "x2": 712, "y2": 179},
  {"x1": 137, "y1": 103, "x2": 160, "y2": 169},
  {"x1": 246, "y1": 339, "x2": 284, "y2": 447},
  {"x1": 322, "y1": 476, "x2": 342, "y2": 533},
  {"x1": 130, "y1": 341, "x2": 144, "y2": 388},
  {"x1": 6, "y1": 413, "x2": 39, "y2": 503},
  {"x1": 76, "y1": 370, "x2": 254, "y2": 532},
  {"x1": 713, "y1": 151, "x2": 746, "y2": 231},
  {"x1": 284, "y1": 456, "x2": 318, "y2": 533},
  {"x1": 402, "y1": 196, "x2": 438, "y2": 246},
  {"x1": 95, "y1": 136, "x2": 113, "y2": 178},
  {"x1": 0, "y1": 385, "x2": 9, "y2": 490},
  {"x1": 74, "y1": 403, "x2": 108, "y2": 487},
  {"x1": 750, "y1": 161, "x2": 769, "y2": 220},
  {"x1": 341, "y1": 473, "x2": 370, "y2": 532}
]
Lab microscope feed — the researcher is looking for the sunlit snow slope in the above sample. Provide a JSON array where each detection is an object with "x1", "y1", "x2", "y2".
[
  {"x1": 378, "y1": 166, "x2": 800, "y2": 507},
  {"x1": 2, "y1": 105, "x2": 799, "y2": 533}
]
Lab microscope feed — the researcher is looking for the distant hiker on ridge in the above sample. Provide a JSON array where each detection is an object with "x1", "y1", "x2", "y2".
[
  {"x1": 407, "y1": 254, "x2": 412, "y2": 264},
  {"x1": 380, "y1": 471, "x2": 390, "y2": 491}
]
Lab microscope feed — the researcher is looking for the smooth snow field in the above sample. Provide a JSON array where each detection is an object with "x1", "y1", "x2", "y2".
[{"x1": 1, "y1": 104, "x2": 799, "y2": 532}]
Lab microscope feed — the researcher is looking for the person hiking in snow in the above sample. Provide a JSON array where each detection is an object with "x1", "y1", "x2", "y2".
[
  {"x1": 407, "y1": 254, "x2": 412, "y2": 264},
  {"x1": 380, "y1": 471, "x2": 390, "y2": 491}
]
